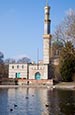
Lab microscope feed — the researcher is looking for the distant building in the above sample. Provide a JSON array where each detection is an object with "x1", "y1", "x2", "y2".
[
  {"x1": 51, "y1": 39, "x2": 63, "y2": 65},
  {"x1": 9, "y1": 2, "x2": 53, "y2": 84}
]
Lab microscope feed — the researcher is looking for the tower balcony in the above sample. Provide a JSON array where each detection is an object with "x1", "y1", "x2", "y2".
[{"x1": 43, "y1": 34, "x2": 52, "y2": 39}]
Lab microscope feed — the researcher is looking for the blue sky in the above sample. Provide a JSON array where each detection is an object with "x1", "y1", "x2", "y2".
[{"x1": 0, "y1": 0, "x2": 75, "y2": 62}]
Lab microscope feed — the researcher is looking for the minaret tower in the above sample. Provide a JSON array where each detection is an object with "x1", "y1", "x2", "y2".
[{"x1": 43, "y1": 0, "x2": 51, "y2": 64}]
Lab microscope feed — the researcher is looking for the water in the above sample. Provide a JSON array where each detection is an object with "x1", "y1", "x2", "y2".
[{"x1": 0, "y1": 88, "x2": 75, "y2": 115}]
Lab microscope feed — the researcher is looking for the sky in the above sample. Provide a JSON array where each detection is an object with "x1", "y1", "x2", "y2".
[{"x1": 0, "y1": 0, "x2": 75, "y2": 62}]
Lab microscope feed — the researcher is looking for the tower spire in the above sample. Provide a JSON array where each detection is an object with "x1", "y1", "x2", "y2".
[{"x1": 46, "y1": 0, "x2": 48, "y2": 6}]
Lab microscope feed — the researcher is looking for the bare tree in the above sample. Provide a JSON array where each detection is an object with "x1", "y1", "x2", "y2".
[
  {"x1": 17, "y1": 57, "x2": 31, "y2": 64},
  {"x1": 4, "y1": 58, "x2": 16, "y2": 65},
  {"x1": 0, "y1": 51, "x2": 4, "y2": 64},
  {"x1": 53, "y1": 9, "x2": 75, "y2": 45}
]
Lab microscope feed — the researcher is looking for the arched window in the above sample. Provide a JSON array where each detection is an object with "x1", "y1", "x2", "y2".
[
  {"x1": 17, "y1": 65, "x2": 19, "y2": 69},
  {"x1": 12, "y1": 66, "x2": 14, "y2": 69},
  {"x1": 22, "y1": 65, "x2": 24, "y2": 69}
]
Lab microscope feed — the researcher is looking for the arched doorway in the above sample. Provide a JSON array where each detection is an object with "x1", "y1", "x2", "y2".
[{"x1": 35, "y1": 72, "x2": 41, "y2": 80}]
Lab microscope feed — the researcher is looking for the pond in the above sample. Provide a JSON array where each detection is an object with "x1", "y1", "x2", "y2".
[{"x1": 0, "y1": 88, "x2": 75, "y2": 115}]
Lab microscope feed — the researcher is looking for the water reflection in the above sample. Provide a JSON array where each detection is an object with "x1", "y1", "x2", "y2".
[
  {"x1": 47, "y1": 89, "x2": 75, "y2": 115},
  {"x1": 0, "y1": 88, "x2": 75, "y2": 115},
  {"x1": 57, "y1": 90, "x2": 75, "y2": 115},
  {"x1": 0, "y1": 89, "x2": 9, "y2": 114},
  {"x1": 7, "y1": 88, "x2": 49, "y2": 115},
  {"x1": 47, "y1": 89, "x2": 60, "y2": 115}
]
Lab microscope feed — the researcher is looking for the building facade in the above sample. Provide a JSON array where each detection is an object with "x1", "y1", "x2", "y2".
[
  {"x1": 9, "y1": 63, "x2": 48, "y2": 80},
  {"x1": 9, "y1": 3, "x2": 52, "y2": 83}
]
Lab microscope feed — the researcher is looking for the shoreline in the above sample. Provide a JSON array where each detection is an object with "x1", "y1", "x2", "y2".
[
  {"x1": 0, "y1": 84, "x2": 52, "y2": 88},
  {"x1": 0, "y1": 82, "x2": 75, "y2": 90},
  {"x1": 55, "y1": 82, "x2": 75, "y2": 90}
]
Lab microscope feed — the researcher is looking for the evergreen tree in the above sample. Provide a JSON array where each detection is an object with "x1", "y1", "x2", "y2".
[{"x1": 59, "y1": 41, "x2": 75, "y2": 81}]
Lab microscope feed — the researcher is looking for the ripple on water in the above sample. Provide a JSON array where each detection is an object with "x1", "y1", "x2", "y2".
[{"x1": 0, "y1": 88, "x2": 75, "y2": 115}]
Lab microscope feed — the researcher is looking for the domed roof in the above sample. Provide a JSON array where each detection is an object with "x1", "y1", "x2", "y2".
[{"x1": 52, "y1": 39, "x2": 63, "y2": 47}]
